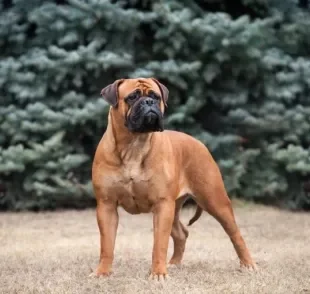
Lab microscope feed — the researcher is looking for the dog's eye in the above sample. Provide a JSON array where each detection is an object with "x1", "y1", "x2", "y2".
[
  {"x1": 148, "y1": 91, "x2": 160, "y2": 100},
  {"x1": 126, "y1": 91, "x2": 141, "y2": 103}
]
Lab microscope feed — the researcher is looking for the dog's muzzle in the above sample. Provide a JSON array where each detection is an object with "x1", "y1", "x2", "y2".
[{"x1": 125, "y1": 96, "x2": 164, "y2": 133}]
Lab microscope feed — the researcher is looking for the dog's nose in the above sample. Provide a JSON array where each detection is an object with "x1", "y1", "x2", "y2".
[{"x1": 144, "y1": 98, "x2": 154, "y2": 106}]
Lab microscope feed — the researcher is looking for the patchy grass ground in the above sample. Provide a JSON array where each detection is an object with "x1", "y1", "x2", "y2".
[{"x1": 1, "y1": 201, "x2": 310, "y2": 294}]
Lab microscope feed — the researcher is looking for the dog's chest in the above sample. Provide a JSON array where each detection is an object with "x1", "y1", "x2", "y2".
[{"x1": 103, "y1": 163, "x2": 155, "y2": 214}]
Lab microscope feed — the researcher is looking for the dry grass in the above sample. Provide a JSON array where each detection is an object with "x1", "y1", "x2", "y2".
[{"x1": 1, "y1": 201, "x2": 310, "y2": 294}]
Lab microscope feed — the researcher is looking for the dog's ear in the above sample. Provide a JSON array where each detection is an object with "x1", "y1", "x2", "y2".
[
  {"x1": 151, "y1": 78, "x2": 169, "y2": 107},
  {"x1": 100, "y1": 79, "x2": 124, "y2": 107}
]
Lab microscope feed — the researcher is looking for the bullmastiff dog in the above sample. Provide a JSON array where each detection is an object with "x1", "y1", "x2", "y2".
[{"x1": 91, "y1": 78, "x2": 256, "y2": 280}]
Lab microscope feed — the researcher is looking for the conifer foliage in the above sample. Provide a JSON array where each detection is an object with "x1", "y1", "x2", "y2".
[
  {"x1": 1, "y1": 0, "x2": 310, "y2": 210},
  {"x1": 0, "y1": 0, "x2": 152, "y2": 209}
]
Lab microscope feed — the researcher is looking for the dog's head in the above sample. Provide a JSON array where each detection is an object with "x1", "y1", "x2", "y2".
[{"x1": 100, "y1": 78, "x2": 169, "y2": 133}]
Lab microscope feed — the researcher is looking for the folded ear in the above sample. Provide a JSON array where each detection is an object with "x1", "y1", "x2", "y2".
[
  {"x1": 100, "y1": 79, "x2": 124, "y2": 107},
  {"x1": 151, "y1": 78, "x2": 169, "y2": 107}
]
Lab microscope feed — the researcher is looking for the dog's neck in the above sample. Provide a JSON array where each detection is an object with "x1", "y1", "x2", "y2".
[{"x1": 106, "y1": 109, "x2": 153, "y2": 164}]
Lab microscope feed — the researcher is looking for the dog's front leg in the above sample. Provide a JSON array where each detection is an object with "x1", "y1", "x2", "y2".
[
  {"x1": 149, "y1": 199, "x2": 175, "y2": 280},
  {"x1": 91, "y1": 200, "x2": 119, "y2": 277}
]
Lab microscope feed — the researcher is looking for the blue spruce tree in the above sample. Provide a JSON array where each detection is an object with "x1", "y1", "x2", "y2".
[
  {"x1": 1, "y1": 0, "x2": 310, "y2": 210},
  {"x1": 0, "y1": 0, "x2": 154, "y2": 209}
]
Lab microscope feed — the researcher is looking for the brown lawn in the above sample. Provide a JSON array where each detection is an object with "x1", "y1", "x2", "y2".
[{"x1": 1, "y1": 201, "x2": 310, "y2": 294}]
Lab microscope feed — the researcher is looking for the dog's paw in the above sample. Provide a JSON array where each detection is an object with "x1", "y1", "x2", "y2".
[
  {"x1": 167, "y1": 262, "x2": 182, "y2": 269},
  {"x1": 239, "y1": 261, "x2": 258, "y2": 273},
  {"x1": 147, "y1": 266, "x2": 170, "y2": 282},
  {"x1": 148, "y1": 273, "x2": 170, "y2": 282},
  {"x1": 89, "y1": 268, "x2": 112, "y2": 278}
]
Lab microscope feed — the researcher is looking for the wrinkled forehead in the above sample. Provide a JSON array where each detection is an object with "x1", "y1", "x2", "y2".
[{"x1": 118, "y1": 78, "x2": 161, "y2": 99}]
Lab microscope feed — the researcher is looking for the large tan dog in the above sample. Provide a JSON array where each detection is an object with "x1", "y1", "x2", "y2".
[{"x1": 91, "y1": 78, "x2": 256, "y2": 280}]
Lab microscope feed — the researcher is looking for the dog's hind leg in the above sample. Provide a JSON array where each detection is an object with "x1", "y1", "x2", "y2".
[
  {"x1": 191, "y1": 166, "x2": 256, "y2": 270},
  {"x1": 168, "y1": 196, "x2": 189, "y2": 266}
]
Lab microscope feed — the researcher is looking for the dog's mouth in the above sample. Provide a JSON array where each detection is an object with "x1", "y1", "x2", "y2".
[
  {"x1": 144, "y1": 110, "x2": 159, "y2": 126},
  {"x1": 125, "y1": 98, "x2": 164, "y2": 133},
  {"x1": 145, "y1": 109, "x2": 157, "y2": 118}
]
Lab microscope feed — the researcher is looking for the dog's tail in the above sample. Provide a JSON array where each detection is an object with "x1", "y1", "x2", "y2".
[{"x1": 187, "y1": 205, "x2": 203, "y2": 226}]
